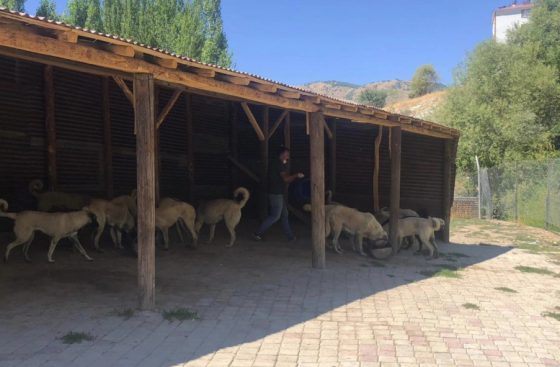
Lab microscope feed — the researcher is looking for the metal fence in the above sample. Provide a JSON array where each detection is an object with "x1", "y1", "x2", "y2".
[{"x1": 460, "y1": 159, "x2": 560, "y2": 232}]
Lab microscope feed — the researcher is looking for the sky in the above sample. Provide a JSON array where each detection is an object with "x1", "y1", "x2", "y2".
[{"x1": 24, "y1": 0, "x2": 511, "y2": 86}]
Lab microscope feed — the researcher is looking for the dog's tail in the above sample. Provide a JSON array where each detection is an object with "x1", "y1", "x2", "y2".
[
  {"x1": 325, "y1": 190, "x2": 332, "y2": 204},
  {"x1": 28, "y1": 179, "x2": 44, "y2": 198},
  {"x1": 429, "y1": 217, "x2": 441, "y2": 230},
  {"x1": 303, "y1": 204, "x2": 312, "y2": 212},
  {"x1": 0, "y1": 199, "x2": 17, "y2": 220},
  {"x1": 233, "y1": 187, "x2": 250, "y2": 208}
]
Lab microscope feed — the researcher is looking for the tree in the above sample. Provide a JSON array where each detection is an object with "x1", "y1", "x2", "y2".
[
  {"x1": 409, "y1": 64, "x2": 440, "y2": 98},
  {"x1": 103, "y1": 0, "x2": 122, "y2": 35},
  {"x1": 0, "y1": 0, "x2": 25, "y2": 12},
  {"x1": 431, "y1": 40, "x2": 560, "y2": 170},
  {"x1": 64, "y1": 0, "x2": 89, "y2": 27},
  {"x1": 36, "y1": 0, "x2": 58, "y2": 19},
  {"x1": 85, "y1": 0, "x2": 103, "y2": 31},
  {"x1": 357, "y1": 88, "x2": 388, "y2": 108},
  {"x1": 200, "y1": 0, "x2": 233, "y2": 67}
]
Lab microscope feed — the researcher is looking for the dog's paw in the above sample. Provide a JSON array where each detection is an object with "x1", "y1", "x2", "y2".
[
  {"x1": 225, "y1": 244, "x2": 233, "y2": 248},
  {"x1": 3, "y1": 256, "x2": 8, "y2": 263},
  {"x1": 86, "y1": 258, "x2": 94, "y2": 262}
]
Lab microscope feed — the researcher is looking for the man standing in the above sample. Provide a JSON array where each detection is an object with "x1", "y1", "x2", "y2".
[{"x1": 253, "y1": 146, "x2": 304, "y2": 241}]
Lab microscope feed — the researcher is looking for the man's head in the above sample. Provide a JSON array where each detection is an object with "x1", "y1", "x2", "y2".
[{"x1": 277, "y1": 146, "x2": 290, "y2": 163}]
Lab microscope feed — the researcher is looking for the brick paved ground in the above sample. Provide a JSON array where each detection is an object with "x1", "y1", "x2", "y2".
[{"x1": 1, "y1": 220, "x2": 559, "y2": 367}]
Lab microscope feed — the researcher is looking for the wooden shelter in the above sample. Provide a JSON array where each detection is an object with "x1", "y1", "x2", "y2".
[{"x1": 0, "y1": 8, "x2": 460, "y2": 310}]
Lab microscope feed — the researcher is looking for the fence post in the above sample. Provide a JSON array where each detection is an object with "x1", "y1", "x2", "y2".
[
  {"x1": 514, "y1": 162, "x2": 518, "y2": 222},
  {"x1": 546, "y1": 159, "x2": 552, "y2": 231},
  {"x1": 476, "y1": 156, "x2": 481, "y2": 219}
]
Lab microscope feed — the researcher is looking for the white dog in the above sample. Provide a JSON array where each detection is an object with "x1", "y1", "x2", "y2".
[
  {"x1": 84, "y1": 199, "x2": 135, "y2": 252},
  {"x1": 383, "y1": 217, "x2": 444, "y2": 260},
  {"x1": 195, "y1": 187, "x2": 250, "y2": 247},
  {"x1": 155, "y1": 200, "x2": 198, "y2": 250},
  {"x1": 1, "y1": 199, "x2": 98, "y2": 263}
]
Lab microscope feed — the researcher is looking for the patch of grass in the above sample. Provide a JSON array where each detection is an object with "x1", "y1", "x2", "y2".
[
  {"x1": 114, "y1": 308, "x2": 135, "y2": 320},
  {"x1": 386, "y1": 275, "x2": 395, "y2": 278},
  {"x1": 542, "y1": 311, "x2": 560, "y2": 321},
  {"x1": 515, "y1": 266, "x2": 556, "y2": 275},
  {"x1": 162, "y1": 307, "x2": 199, "y2": 322},
  {"x1": 370, "y1": 261, "x2": 387, "y2": 268},
  {"x1": 448, "y1": 252, "x2": 470, "y2": 258},
  {"x1": 60, "y1": 331, "x2": 95, "y2": 344},
  {"x1": 463, "y1": 303, "x2": 480, "y2": 310},
  {"x1": 419, "y1": 269, "x2": 462, "y2": 279},
  {"x1": 435, "y1": 264, "x2": 461, "y2": 271},
  {"x1": 495, "y1": 287, "x2": 517, "y2": 293}
]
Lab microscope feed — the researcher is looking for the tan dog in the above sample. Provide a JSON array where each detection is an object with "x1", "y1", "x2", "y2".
[
  {"x1": 382, "y1": 217, "x2": 444, "y2": 260},
  {"x1": 304, "y1": 204, "x2": 388, "y2": 256},
  {"x1": 110, "y1": 190, "x2": 138, "y2": 246},
  {"x1": 195, "y1": 187, "x2": 250, "y2": 247},
  {"x1": 1, "y1": 199, "x2": 98, "y2": 263},
  {"x1": 155, "y1": 200, "x2": 197, "y2": 249},
  {"x1": 29, "y1": 180, "x2": 92, "y2": 212},
  {"x1": 84, "y1": 199, "x2": 135, "y2": 252},
  {"x1": 159, "y1": 197, "x2": 187, "y2": 242}
]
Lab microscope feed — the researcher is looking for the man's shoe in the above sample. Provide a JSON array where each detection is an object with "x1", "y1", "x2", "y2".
[{"x1": 252, "y1": 233, "x2": 263, "y2": 241}]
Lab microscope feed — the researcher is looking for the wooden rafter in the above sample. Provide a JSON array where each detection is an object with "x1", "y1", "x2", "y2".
[
  {"x1": 250, "y1": 82, "x2": 277, "y2": 93},
  {"x1": 302, "y1": 95, "x2": 321, "y2": 104},
  {"x1": 267, "y1": 109, "x2": 288, "y2": 139},
  {"x1": 216, "y1": 74, "x2": 250, "y2": 85},
  {"x1": 323, "y1": 102, "x2": 341, "y2": 110},
  {"x1": 323, "y1": 119, "x2": 333, "y2": 139},
  {"x1": 153, "y1": 58, "x2": 177, "y2": 69},
  {"x1": 156, "y1": 89, "x2": 182, "y2": 129},
  {"x1": 277, "y1": 89, "x2": 300, "y2": 99},
  {"x1": 185, "y1": 67, "x2": 215, "y2": 77},
  {"x1": 112, "y1": 76, "x2": 134, "y2": 106},
  {"x1": 342, "y1": 105, "x2": 358, "y2": 112},
  {"x1": 55, "y1": 30, "x2": 78, "y2": 43},
  {"x1": 104, "y1": 44, "x2": 134, "y2": 57},
  {"x1": 240, "y1": 102, "x2": 265, "y2": 141},
  {"x1": 228, "y1": 155, "x2": 260, "y2": 183}
]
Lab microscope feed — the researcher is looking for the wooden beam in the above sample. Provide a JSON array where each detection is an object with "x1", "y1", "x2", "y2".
[
  {"x1": 342, "y1": 105, "x2": 358, "y2": 112},
  {"x1": 113, "y1": 76, "x2": 134, "y2": 106},
  {"x1": 389, "y1": 126, "x2": 402, "y2": 256},
  {"x1": 310, "y1": 111, "x2": 326, "y2": 269},
  {"x1": 156, "y1": 89, "x2": 181, "y2": 129},
  {"x1": 374, "y1": 112, "x2": 388, "y2": 119},
  {"x1": 267, "y1": 109, "x2": 288, "y2": 140},
  {"x1": 135, "y1": 73, "x2": 156, "y2": 311},
  {"x1": 277, "y1": 89, "x2": 300, "y2": 99},
  {"x1": 215, "y1": 74, "x2": 250, "y2": 85},
  {"x1": 373, "y1": 126, "x2": 382, "y2": 212},
  {"x1": 306, "y1": 112, "x2": 310, "y2": 135},
  {"x1": 250, "y1": 82, "x2": 277, "y2": 93},
  {"x1": 240, "y1": 102, "x2": 265, "y2": 141},
  {"x1": 154, "y1": 87, "x2": 160, "y2": 206},
  {"x1": 55, "y1": 30, "x2": 78, "y2": 43},
  {"x1": 260, "y1": 107, "x2": 269, "y2": 222},
  {"x1": 287, "y1": 203, "x2": 311, "y2": 225},
  {"x1": 228, "y1": 155, "x2": 260, "y2": 183},
  {"x1": 229, "y1": 102, "x2": 238, "y2": 192},
  {"x1": 443, "y1": 139, "x2": 452, "y2": 243},
  {"x1": 285, "y1": 112, "x2": 291, "y2": 176},
  {"x1": 323, "y1": 102, "x2": 341, "y2": 110},
  {"x1": 359, "y1": 108, "x2": 374, "y2": 115},
  {"x1": 104, "y1": 44, "x2": 134, "y2": 57},
  {"x1": 186, "y1": 94, "x2": 195, "y2": 204},
  {"x1": 134, "y1": 51, "x2": 144, "y2": 60},
  {"x1": 302, "y1": 95, "x2": 321, "y2": 104},
  {"x1": 185, "y1": 67, "x2": 215, "y2": 77},
  {"x1": 0, "y1": 29, "x2": 319, "y2": 113},
  {"x1": 44, "y1": 65, "x2": 57, "y2": 191},
  {"x1": 323, "y1": 119, "x2": 333, "y2": 139},
  {"x1": 329, "y1": 119, "x2": 337, "y2": 196},
  {"x1": 102, "y1": 76, "x2": 113, "y2": 199},
  {"x1": 153, "y1": 57, "x2": 177, "y2": 69}
]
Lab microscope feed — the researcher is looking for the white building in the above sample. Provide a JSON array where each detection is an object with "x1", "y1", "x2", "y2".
[{"x1": 492, "y1": 1, "x2": 534, "y2": 42}]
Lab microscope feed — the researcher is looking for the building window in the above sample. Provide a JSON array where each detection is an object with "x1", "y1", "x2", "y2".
[{"x1": 521, "y1": 9, "x2": 531, "y2": 18}]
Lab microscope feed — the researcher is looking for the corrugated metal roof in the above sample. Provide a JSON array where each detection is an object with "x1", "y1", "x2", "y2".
[{"x1": 0, "y1": 7, "x2": 460, "y2": 137}]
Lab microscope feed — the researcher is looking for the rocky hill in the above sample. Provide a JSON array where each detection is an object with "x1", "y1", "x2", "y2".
[{"x1": 385, "y1": 91, "x2": 446, "y2": 119}]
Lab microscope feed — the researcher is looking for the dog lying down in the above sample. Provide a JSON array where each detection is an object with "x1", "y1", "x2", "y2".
[
  {"x1": 382, "y1": 217, "x2": 444, "y2": 260},
  {"x1": 304, "y1": 204, "x2": 388, "y2": 256},
  {"x1": 195, "y1": 187, "x2": 250, "y2": 247},
  {"x1": 0, "y1": 199, "x2": 98, "y2": 263}
]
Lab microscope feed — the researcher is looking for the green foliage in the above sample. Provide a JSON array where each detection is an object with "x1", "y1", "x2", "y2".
[
  {"x1": 409, "y1": 64, "x2": 440, "y2": 98},
  {"x1": 85, "y1": 0, "x2": 103, "y2": 31},
  {"x1": 432, "y1": 40, "x2": 560, "y2": 170},
  {"x1": 64, "y1": 0, "x2": 89, "y2": 27},
  {"x1": 495, "y1": 287, "x2": 517, "y2": 293},
  {"x1": 60, "y1": 331, "x2": 95, "y2": 344},
  {"x1": 0, "y1": 0, "x2": 25, "y2": 11},
  {"x1": 515, "y1": 265, "x2": 556, "y2": 275},
  {"x1": 462, "y1": 303, "x2": 480, "y2": 310},
  {"x1": 36, "y1": 0, "x2": 58, "y2": 19},
  {"x1": 162, "y1": 307, "x2": 199, "y2": 322},
  {"x1": 357, "y1": 88, "x2": 388, "y2": 108}
]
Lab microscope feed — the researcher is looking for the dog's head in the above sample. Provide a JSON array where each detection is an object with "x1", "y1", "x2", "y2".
[{"x1": 86, "y1": 212, "x2": 100, "y2": 229}]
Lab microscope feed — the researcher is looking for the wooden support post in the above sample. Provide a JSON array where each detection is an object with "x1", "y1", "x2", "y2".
[
  {"x1": 154, "y1": 87, "x2": 160, "y2": 206},
  {"x1": 329, "y1": 119, "x2": 337, "y2": 195},
  {"x1": 186, "y1": 94, "x2": 195, "y2": 204},
  {"x1": 134, "y1": 73, "x2": 156, "y2": 311},
  {"x1": 44, "y1": 65, "x2": 57, "y2": 191},
  {"x1": 102, "y1": 76, "x2": 113, "y2": 199},
  {"x1": 373, "y1": 126, "x2": 383, "y2": 212},
  {"x1": 443, "y1": 139, "x2": 452, "y2": 243},
  {"x1": 284, "y1": 112, "x2": 291, "y2": 176},
  {"x1": 229, "y1": 102, "x2": 238, "y2": 193},
  {"x1": 260, "y1": 106, "x2": 269, "y2": 222},
  {"x1": 310, "y1": 111, "x2": 326, "y2": 269},
  {"x1": 389, "y1": 126, "x2": 402, "y2": 255}
]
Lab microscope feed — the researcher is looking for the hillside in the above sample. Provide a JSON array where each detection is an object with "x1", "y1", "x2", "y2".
[
  {"x1": 385, "y1": 91, "x2": 446, "y2": 119},
  {"x1": 300, "y1": 79, "x2": 412, "y2": 105}
]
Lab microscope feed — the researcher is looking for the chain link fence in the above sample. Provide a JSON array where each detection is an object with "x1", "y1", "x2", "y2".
[{"x1": 461, "y1": 159, "x2": 560, "y2": 232}]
